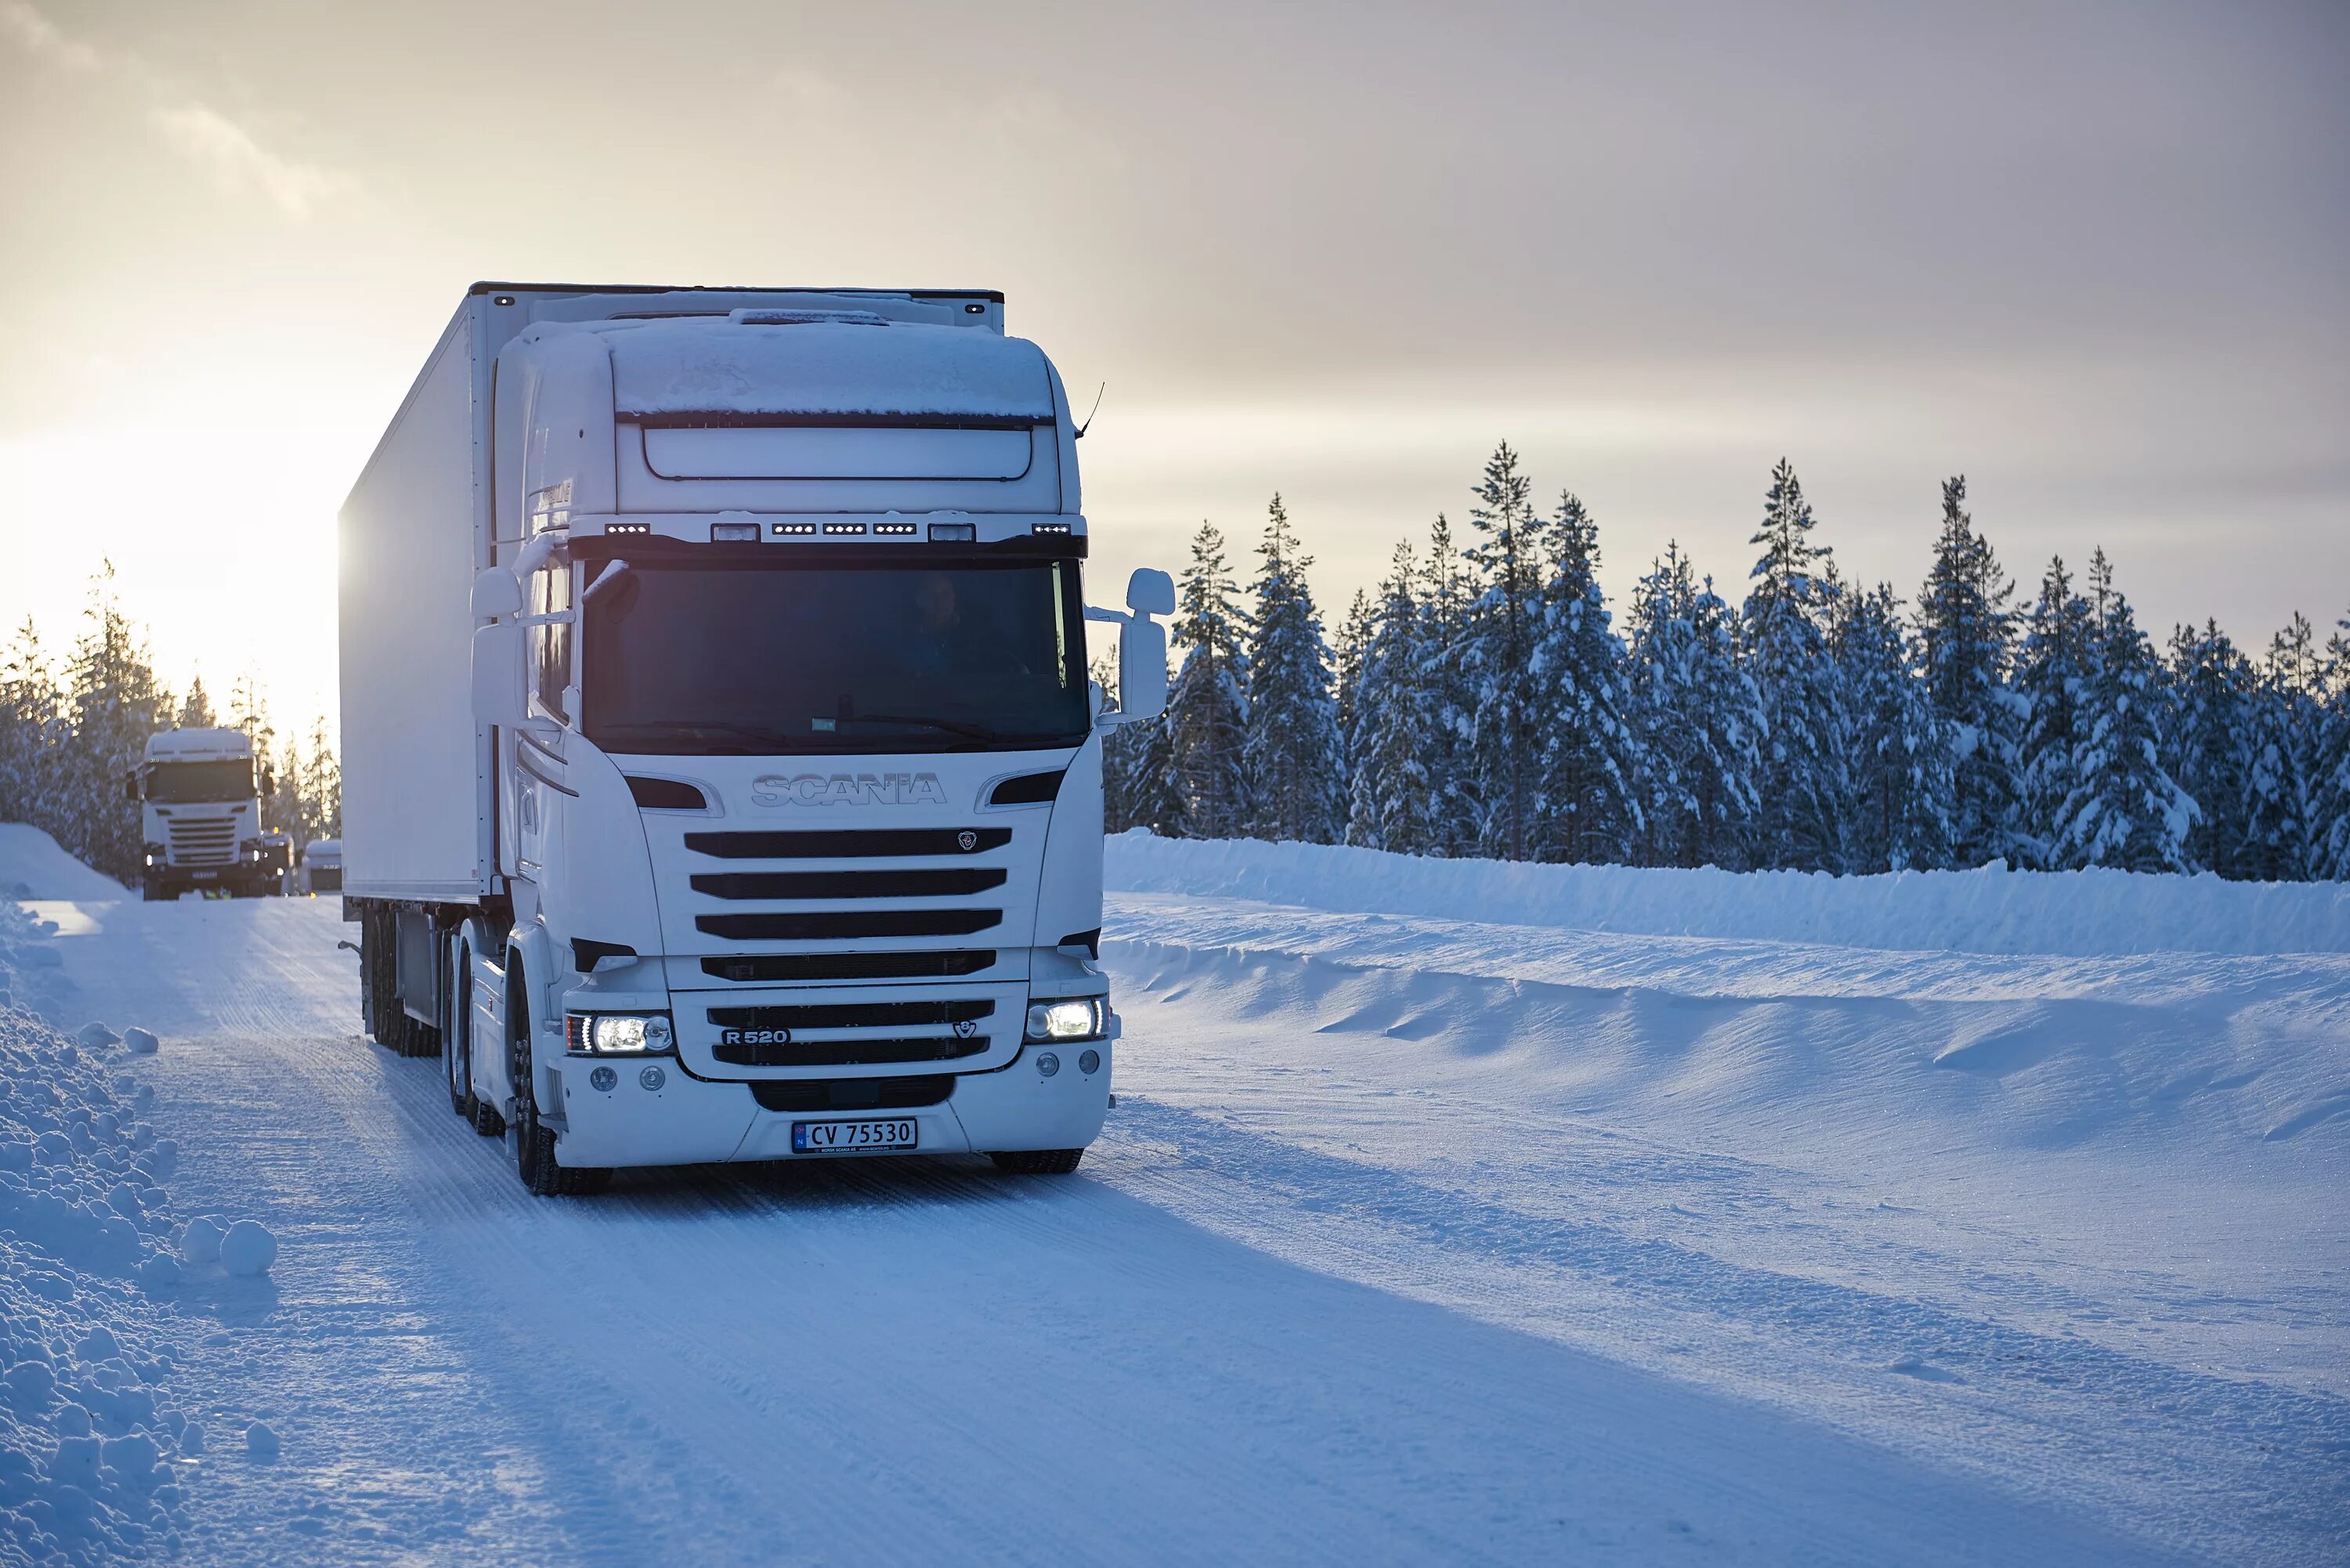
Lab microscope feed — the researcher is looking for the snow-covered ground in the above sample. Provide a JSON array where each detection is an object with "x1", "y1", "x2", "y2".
[{"x1": 2, "y1": 826, "x2": 2345, "y2": 1564}]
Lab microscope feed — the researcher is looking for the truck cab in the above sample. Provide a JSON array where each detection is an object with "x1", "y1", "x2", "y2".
[
  {"x1": 340, "y1": 285, "x2": 1168, "y2": 1194},
  {"x1": 127, "y1": 728, "x2": 281, "y2": 900}
]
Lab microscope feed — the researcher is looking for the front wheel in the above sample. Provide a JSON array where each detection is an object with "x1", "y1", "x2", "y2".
[
  {"x1": 989, "y1": 1149, "x2": 1084, "y2": 1176},
  {"x1": 510, "y1": 967, "x2": 608, "y2": 1196},
  {"x1": 142, "y1": 880, "x2": 168, "y2": 903}
]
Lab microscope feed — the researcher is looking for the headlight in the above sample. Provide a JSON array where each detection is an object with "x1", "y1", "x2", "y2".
[
  {"x1": 564, "y1": 1013, "x2": 675, "y2": 1055},
  {"x1": 1024, "y1": 998, "x2": 1106, "y2": 1042}
]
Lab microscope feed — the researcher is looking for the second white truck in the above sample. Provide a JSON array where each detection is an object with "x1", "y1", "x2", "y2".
[{"x1": 340, "y1": 283, "x2": 1167, "y2": 1194}]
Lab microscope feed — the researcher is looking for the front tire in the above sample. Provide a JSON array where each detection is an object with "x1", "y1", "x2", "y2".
[
  {"x1": 989, "y1": 1149, "x2": 1085, "y2": 1176},
  {"x1": 509, "y1": 963, "x2": 607, "y2": 1196}
]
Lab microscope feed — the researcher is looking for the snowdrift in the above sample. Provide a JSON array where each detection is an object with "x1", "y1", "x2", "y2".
[
  {"x1": 1105, "y1": 833, "x2": 2350, "y2": 957},
  {"x1": 0, "y1": 825, "x2": 127, "y2": 903}
]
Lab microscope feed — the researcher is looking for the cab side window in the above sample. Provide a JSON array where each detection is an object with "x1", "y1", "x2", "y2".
[{"x1": 533, "y1": 564, "x2": 573, "y2": 720}]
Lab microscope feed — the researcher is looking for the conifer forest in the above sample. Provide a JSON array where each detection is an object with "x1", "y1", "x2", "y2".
[{"x1": 1104, "y1": 446, "x2": 2350, "y2": 880}]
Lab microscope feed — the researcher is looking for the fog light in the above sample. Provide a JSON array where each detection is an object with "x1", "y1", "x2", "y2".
[
  {"x1": 1079, "y1": 1050, "x2": 1100, "y2": 1075},
  {"x1": 590, "y1": 1066, "x2": 618, "y2": 1093},
  {"x1": 638, "y1": 1064, "x2": 666, "y2": 1091},
  {"x1": 1036, "y1": 1052, "x2": 1060, "y2": 1077}
]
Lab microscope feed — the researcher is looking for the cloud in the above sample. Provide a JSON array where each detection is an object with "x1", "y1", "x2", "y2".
[
  {"x1": 3, "y1": 0, "x2": 355, "y2": 218},
  {"x1": 150, "y1": 103, "x2": 352, "y2": 217},
  {"x1": 0, "y1": 0, "x2": 99, "y2": 71}
]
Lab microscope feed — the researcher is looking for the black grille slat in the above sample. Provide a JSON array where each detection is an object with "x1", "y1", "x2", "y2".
[
  {"x1": 701, "y1": 951, "x2": 996, "y2": 982},
  {"x1": 685, "y1": 829, "x2": 1011, "y2": 860},
  {"x1": 691, "y1": 869, "x2": 1007, "y2": 901},
  {"x1": 750, "y1": 1075, "x2": 955, "y2": 1112},
  {"x1": 698, "y1": 909, "x2": 1001, "y2": 941},
  {"x1": 710, "y1": 999, "x2": 995, "y2": 1030},
  {"x1": 714, "y1": 1035, "x2": 991, "y2": 1068}
]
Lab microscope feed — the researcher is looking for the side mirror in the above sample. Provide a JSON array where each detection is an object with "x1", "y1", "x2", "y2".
[
  {"x1": 261, "y1": 766, "x2": 277, "y2": 797},
  {"x1": 1117, "y1": 616, "x2": 1167, "y2": 722},
  {"x1": 472, "y1": 566, "x2": 523, "y2": 622},
  {"x1": 125, "y1": 771, "x2": 141, "y2": 803},
  {"x1": 472, "y1": 621, "x2": 526, "y2": 728},
  {"x1": 1126, "y1": 568, "x2": 1175, "y2": 619}
]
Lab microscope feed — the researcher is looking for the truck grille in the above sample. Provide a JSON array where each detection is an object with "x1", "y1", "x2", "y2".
[
  {"x1": 689, "y1": 868, "x2": 1007, "y2": 900},
  {"x1": 700, "y1": 951, "x2": 997, "y2": 983},
  {"x1": 714, "y1": 1035, "x2": 991, "y2": 1068},
  {"x1": 684, "y1": 828, "x2": 1010, "y2": 859},
  {"x1": 166, "y1": 818, "x2": 238, "y2": 866},
  {"x1": 696, "y1": 909, "x2": 1000, "y2": 941}
]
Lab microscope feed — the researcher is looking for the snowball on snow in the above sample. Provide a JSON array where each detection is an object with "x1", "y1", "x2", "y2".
[
  {"x1": 178, "y1": 1216, "x2": 222, "y2": 1267},
  {"x1": 244, "y1": 1421, "x2": 280, "y2": 1460},
  {"x1": 219, "y1": 1219, "x2": 277, "y2": 1277},
  {"x1": 76, "y1": 1022, "x2": 119, "y2": 1048},
  {"x1": 122, "y1": 1027, "x2": 158, "y2": 1055}
]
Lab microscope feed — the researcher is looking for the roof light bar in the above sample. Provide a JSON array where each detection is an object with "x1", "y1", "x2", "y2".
[
  {"x1": 1032, "y1": 522, "x2": 1072, "y2": 536},
  {"x1": 823, "y1": 522, "x2": 867, "y2": 536},
  {"x1": 773, "y1": 522, "x2": 818, "y2": 536},
  {"x1": 607, "y1": 522, "x2": 652, "y2": 536},
  {"x1": 874, "y1": 522, "x2": 918, "y2": 536}
]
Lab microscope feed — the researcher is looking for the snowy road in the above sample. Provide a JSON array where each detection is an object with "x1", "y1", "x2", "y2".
[{"x1": 22, "y1": 877, "x2": 2350, "y2": 1565}]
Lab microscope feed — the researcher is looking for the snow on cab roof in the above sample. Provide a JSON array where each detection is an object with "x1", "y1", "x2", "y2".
[
  {"x1": 581, "y1": 315, "x2": 1056, "y2": 421},
  {"x1": 144, "y1": 728, "x2": 255, "y2": 760}
]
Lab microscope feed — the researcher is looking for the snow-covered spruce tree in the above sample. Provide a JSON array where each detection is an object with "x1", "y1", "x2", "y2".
[
  {"x1": 1625, "y1": 544, "x2": 1761, "y2": 869},
  {"x1": 1334, "y1": 587, "x2": 1372, "y2": 757},
  {"x1": 2012, "y1": 555, "x2": 2095, "y2": 869},
  {"x1": 1831, "y1": 583, "x2": 1954, "y2": 873},
  {"x1": 176, "y1": 675, "x2": 217, "y2": 729},
  {"x1": 1242, "y1": 494, "x2": 1345, "y2": 844},
  {"x1": 1416, "y1": 514, "x2": 1482, "y2": 858},
  {"x1": 2323, "y1": 611, "x2": 2350, "y2": 880},
  {"x1": 1458, "y1": 443, "x2": 1549, "y2": 861},
  {"x1": 1530, "y1": 490, "x2": 1637, "y2": 863},
  {"x1": 1162, "y1": 520, "x2": 1252, "y2": 838},
  {"x1": 2163, "y1": 621, "x2": 2256, "y2": 876},
  {"x1": 2241, "y1": 615, "x2": 2324, "y2": 881},
  {"x1": 59, "y1": 563, "x2": 172, "y2": 883},
  {"x1": 1917, "y1": 475, "x2": 2019, "y2": 865},
  {"x1": 0, "y1": 617, "x2": 65, "y2": 836},
  {"x1": 1739, "y1": 459, "x2": 1846, "y2": 871},
  {"x1": 2053, "y1": 550, "x2": 2194, "y2": 872},
  {"x1": 1347, "y1": 540, "x2": 1441, "y2": 853}
]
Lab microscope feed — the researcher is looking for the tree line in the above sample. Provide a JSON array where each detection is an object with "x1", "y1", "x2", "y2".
[
  {"x1": 1103, "y1": 446, "x2": 2350, "y2": 880},
  {"x1": 0, "y1": 565, "x2": 340, "y2": 886}
]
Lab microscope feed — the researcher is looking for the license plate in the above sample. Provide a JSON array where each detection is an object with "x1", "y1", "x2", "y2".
[
  {"x1": 190, "y1": 870, "x2": 216, "y2": 880},
  {"x1": 791, "y1": 1118, "x2": 918, "y2": 1154}
]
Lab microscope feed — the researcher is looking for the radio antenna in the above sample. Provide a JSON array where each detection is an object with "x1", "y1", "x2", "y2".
[{"x1": 1075, "y1": 381, "x2": 1107, "y2": 439}]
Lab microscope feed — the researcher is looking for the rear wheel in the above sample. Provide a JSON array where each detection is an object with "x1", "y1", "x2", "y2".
[
  {"x1": 446, "y1": 940, "x2": 478, "y2": 1122},
  {"x1": 989, "y1": 1149, "x2": 1084, "y2": 1176}
]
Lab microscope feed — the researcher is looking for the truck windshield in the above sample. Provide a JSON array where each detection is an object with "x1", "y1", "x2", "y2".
[
  {"x1": 582, "y1": 558, "x2": 1090, "y2": 755},
  {"x1": 144, "y1": 761, "x2": 255, "y2": 802}
]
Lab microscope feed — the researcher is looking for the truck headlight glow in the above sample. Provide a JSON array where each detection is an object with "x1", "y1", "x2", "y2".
[
  {"x1": 1024, "y1": 999, "x2": 1106, "y2": 1042},
  {"x1": 565, "y1": 1013, "x2": 675, "y2": 1056}
]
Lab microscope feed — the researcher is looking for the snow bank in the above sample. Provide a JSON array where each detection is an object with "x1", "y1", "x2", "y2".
[
  {"x1": 0, "y1": 904, "x2": 193, "y2": 1560},
  {"x1": 0, "y1": 825, "x2": 126, "y2": 903},
  {"x1": 1105, "y1": 833, "x2": 2350, "y2": 957}
]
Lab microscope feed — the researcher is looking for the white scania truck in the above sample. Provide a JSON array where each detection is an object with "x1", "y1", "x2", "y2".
[
  {"x1": 127, "y1": 728, "x2": 287, "y2": 900},
  {"x1": 339, "y1": 284, "x2": 1168, "y2": 1194}
]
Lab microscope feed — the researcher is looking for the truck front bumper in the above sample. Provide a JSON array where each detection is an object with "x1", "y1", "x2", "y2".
[{"x1": 547, "y1": 1043, "x2": 1113, "y2": 1169}]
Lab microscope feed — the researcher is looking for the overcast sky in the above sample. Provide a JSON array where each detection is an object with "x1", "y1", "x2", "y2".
[{"x1": 2, "y1": 0, "x2": 2344, "y2": 726}]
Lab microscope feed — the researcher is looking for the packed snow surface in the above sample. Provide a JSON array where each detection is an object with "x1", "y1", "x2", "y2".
[{"x1": 4, "y1": 832, "x2": 2345, "y2": 1563}]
